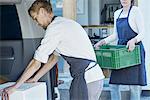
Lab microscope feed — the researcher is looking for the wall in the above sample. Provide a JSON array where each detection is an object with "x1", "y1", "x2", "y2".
[
  {"x1": 16, "y1": 0, "x2": 45, "y2": 39},
  {"x1": 63, "y1": 0, "x2": 76, "y2": 20},
  {"x1": 76, "y1": 0, "x2": 120, "y2": 25},
  {"x1": 88, "y1": 0, "x2": 100, "y2": 25},
  {"x1": 76, "y1": 0, "x2": 89, "y2": 25},
  {"x1": 139, "y1": 0, "x2": 150, "y2": 88}
]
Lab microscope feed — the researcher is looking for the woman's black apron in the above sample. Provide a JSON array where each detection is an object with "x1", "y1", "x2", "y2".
[{"x1": 109, "y1": 6, "x2": 147, "y2": 86}]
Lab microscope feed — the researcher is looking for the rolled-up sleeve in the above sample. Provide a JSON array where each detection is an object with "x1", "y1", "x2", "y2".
[{"x1": 34, "y1": 28, "x2": 61, "y2": 63}]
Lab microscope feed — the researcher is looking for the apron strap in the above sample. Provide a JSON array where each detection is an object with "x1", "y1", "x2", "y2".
[
  {"x1": 117, "y1": 6, "x2": 132, "y2": 19},
  {"x1": 117, "y1": 9, "x2": 123, "y2": 19},
  {"x1": 127, "y1": 6, "x2": 132, "y2": 20},
  {"x1": 85, "y1": 61, "x2": 97, "y2": 72}
]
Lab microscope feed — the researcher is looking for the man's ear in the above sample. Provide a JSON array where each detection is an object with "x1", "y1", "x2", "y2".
[{"x1": 39, "y1": 8, "x2": 46, "y2": 15}]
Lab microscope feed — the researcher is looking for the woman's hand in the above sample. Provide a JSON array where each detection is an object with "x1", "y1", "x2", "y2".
[
  {"x1": 94, "y1": 39, "x2": 106, "y2": 49},
  {"x1": 126, "y1": 38, "x2": 137, "y2": 52}
]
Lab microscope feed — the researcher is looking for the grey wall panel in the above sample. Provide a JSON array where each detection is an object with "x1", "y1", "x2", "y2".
[
  {"x1": 0, "y1": 0, "x2": 22, "y2": 4},
  {"x1": 0, "y1": 38, "x2": 41, "y2": 81},
  {"x1": 16, "y1": 0, "x2": 45, "y2": 39},
  {"x1": 0, "y1": 40, "x2": 24, "y2": 81},
  {"x1": 22, "y1": 38, "x2": 41, "y2": 67}
]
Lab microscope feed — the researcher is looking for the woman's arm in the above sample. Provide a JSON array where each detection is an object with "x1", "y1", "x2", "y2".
[
  {"x1": 104, "y1": 11, "x2": 118, "y2": 44},
  {"x1": 94, "y1": 11, "x2": 119, "y2": 48},
  {"x1": 127, "y1": 7, "x2": 145, "y2": 51},
  {"x1": 134, "y1": 7, "x2": 145, "y2": 43}
]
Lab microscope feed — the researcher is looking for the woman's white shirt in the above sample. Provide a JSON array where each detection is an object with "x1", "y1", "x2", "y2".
[{"x1": 104, "y1": 6, "x2": 145, "y2": 44}]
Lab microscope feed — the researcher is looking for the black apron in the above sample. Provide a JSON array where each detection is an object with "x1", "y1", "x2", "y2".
[
  {"x1": 62, "y1": 55, "x2": 97, "y2": 100},
  {"x1": 109, "y1": 6, "x2": 147, "y2": 86}
]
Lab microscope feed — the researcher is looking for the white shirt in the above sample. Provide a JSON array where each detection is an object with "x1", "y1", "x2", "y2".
[
  {"x1": 34, "y1": 17, "x2": 104, "y2": 83},
  {"x1": 104, "y1": 6, "x2": 145, "y2": 44}
]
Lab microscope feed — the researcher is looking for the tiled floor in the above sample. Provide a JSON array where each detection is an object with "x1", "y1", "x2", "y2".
[
  {"x1": 59, "y1": 89, "x2": 150, "y2": 100},
  {"x1": 141, "y1": 97, "x2": 150, "y2": 100},
  {"x1": 58, "y1": 74, "x2": 150, "y2": 100},
  {"x1": 58, "y1": 84, "x2": 150, "y2": 100}
]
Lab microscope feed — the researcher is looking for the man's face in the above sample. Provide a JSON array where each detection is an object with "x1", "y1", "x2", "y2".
[{"x1": 31, "y1": 8, "x2": 50, "y2": 29}]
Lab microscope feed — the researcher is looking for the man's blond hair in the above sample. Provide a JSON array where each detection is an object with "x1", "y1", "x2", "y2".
[{"x1": 28, "y1": 0, "x2": 53, "y2": 17}]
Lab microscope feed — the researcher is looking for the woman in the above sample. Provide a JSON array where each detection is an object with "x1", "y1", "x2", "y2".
[{"x1": 95, "y1": 0, "x2": 147, "y2": 100}]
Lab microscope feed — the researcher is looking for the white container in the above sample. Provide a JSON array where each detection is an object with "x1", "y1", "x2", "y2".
[
  {"x1": 0, "y1": 82, "x2": 47, "y2": 100},
  {"x1": 54, "y1": 87, "x2": 60, "y2": 100}
]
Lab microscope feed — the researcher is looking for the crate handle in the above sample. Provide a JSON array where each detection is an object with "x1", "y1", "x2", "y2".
[{"x1": 102, "y1": 52, "x2": 112, "y2": 57}]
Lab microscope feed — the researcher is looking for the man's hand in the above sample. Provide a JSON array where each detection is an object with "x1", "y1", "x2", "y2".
[
  {"x1": 26, "y1": 78, "x2": 38, "y2": 83},
  {"x1": 0, "y1": 84, "x2": 17, "y2": 96},
  {"x1": 126, "y1": 38, "x2": 137, "y2": 52},
  {"x1": 94, "y1": 39, "x2": 106, "y2": 49}
]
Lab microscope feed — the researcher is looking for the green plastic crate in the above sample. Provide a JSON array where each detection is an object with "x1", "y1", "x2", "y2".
[{"x1": 95, "y1": 45, "x2": 141, "y2": 69}]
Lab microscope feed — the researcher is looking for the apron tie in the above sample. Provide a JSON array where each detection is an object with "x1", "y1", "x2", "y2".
[
  {"x1": 61, "y1": 55, "x2": 97, "y2": 100},
  {"x1": 70, "y1": 61, "x2": 97, "y2": 100}
]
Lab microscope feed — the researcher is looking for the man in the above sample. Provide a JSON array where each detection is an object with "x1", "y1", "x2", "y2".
[{"x1": 1, "y1": 0, "x2": 104, "y2": 100}]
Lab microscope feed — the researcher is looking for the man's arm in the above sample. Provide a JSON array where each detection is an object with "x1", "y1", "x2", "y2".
[
  {"x1": 15, "y1": 59, "x2": 41, "y2": 88},
  {"x1": 0, "y1": 59, "x2": 41, "y2": 95},
  {"x1": 1, "y1": 59, "x2": 42, "y2": 95},
  {"x1": 27, "y1": 54, "x2": 59, "y2": 82},
  {"x1": 1, "y1": 54, "x2": 58, "y2": 95}
]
